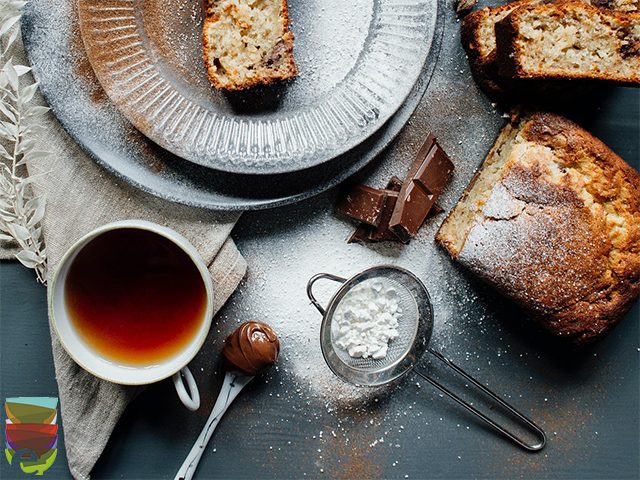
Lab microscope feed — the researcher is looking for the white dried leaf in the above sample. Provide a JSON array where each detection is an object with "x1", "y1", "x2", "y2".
[
  {"x1": 0, "y1": 98, "x2": 16, "y2": 121},
  {"x1": 0, "y1": 120, "x2": 17, "y2": 137},
  {"x1": 4, "y1": 22, "x2": 19, "y2": 48},
  {"x1": 32, "y1": 226, "x2": 42, "y2": 242},
  {"x1": 0, "y1": 210, "x2": 16, "y2": 222},
  {"x1": 0, "y1": 142, "x2": 10, "y2": 160},
  {"x1": 25, "y1": 105, "x2": 49, "y2": 118},
  {"x1": 0, "y1": 86, "x2": 16, "y2": 102},
  {"x1": 21, "y1": 82, "x2": 38, "y2": 103},
  {"x1": 14, "y1": 65, "x2": 30, "y2": 76},
  {"x1": 0, "y1": 15, "x2": 20, "y2": 37},
  {"x1": 16, "y1": 137, "x2": 34, "y2": 153},
  {"x1": 16, "y1": 249, "x2": 41, "y2": 268},
  {"x1": 0, "y1": 3, "x2": 49, "y2": 284},
  {"x1": 0, "y1": 232, "x2": 14, "y2": 241},
  {"x1": 0, "y1": 172, "x2": 12, "y2": 189},
  {"x1": 27, "y1": 197, "x2": 45, "y2": 227},
  {"x1": 24, "y1": 150, "x2": 48, "y2": 161},
  {"x1": 0, "y1": 121, "x2": 13, "y2": 139},
  {"x1": 8, "y1": 222, "x2": 29, "y2": 240},
  {"x1": 4, "y1": 61, "x2": 18, "y2": 91}
]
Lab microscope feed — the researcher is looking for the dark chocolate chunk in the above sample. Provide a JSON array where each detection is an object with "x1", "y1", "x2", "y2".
[
  {"x1": 414, "y1": 145, "x2": 454, "y2": 197},
  {"x1": 348, "y1": 223, "x2": 373, "y2": 244},
  {"x1": 368, "y1": 190, "x2": 401, "y2": 242},
  {"x1": 431, "y1": 203, "x2": 445, "y2": 216},
  {"x1": 336, "y1": 184, "x2": 388, "y2": 227},
  {"x1": 366, "y1": 176, "x2": 406, "y2": 242},
  {"x1": 389, "y1": 135, "x2": 454, "y2": 243}
]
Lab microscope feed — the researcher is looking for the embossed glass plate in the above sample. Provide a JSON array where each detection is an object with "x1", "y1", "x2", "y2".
[{"x1": 78, "y1": 0, "x2": 439, "y2": 174}]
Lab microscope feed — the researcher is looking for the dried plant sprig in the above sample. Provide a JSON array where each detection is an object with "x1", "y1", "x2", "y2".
[
  {"x1": 0, "y1": 1, "x2": 25, "y2": 56},
  {"x1": 0, "y1": 3, "x2": 49, "y2": 284}
]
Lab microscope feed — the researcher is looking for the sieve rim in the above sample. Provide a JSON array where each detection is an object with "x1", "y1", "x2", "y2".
[{"x1": 318, "y1": 265, "x2": 433, "y2": 387}]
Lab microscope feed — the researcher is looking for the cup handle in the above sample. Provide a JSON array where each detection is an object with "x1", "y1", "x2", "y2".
[{"x1": 172, "y1": 367, "x2": 200, "y2": 411}]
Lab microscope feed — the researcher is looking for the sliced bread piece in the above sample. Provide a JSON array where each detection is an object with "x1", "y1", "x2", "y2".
[
  {"x1": 461, "y1": 0, "x2": 541, "y2": 93},
  {"x1": 203, "y1": 0, "x2": 298, "y2": 91},
  {"x1": 436, "y1": 112, "x2": 640, "y2": 344},
  {"x1": 495, "y1": 1, "x2": 640, "y2": 84},
  {"x1": 462, "y1": 0, "x2": 639, "y2": 94}
]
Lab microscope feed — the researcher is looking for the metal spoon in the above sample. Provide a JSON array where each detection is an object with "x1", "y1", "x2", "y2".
[{"x1": 174, "y1": 371, "x2": 253, "y2": 480}]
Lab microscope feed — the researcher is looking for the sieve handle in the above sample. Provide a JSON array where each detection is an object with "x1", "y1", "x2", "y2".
[
  {"x1": 306, "y1": 273, "x2": 347, "y2": 315},
  {"x1": 414, "y1": 348, "x2": 546, "y2": 452}
]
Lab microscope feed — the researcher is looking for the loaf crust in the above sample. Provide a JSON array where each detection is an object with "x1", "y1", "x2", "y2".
[
  {"x1": 202, "y1": 0, "x2": 298, "y2": 91},
  {"x1": 495, "y1": 1, "x2": 640, "y2": 84},
  {"x1": 436, "y1": 112, "x2": 640, "y2": 344}
]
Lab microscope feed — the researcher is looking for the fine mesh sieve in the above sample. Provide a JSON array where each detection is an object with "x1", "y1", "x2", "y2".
[
  {"x1": 312, "y1": 266, "x2": 432, "y2": 387},
  {"x1": 307, "y1": 265, "x2": 547, "y2": 452},
  {"x1": 330, "y1": 276, "x2": 419, "y2": 372}
]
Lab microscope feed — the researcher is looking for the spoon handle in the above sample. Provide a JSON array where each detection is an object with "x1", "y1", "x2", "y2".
[{"x1": 175, "y1": 371, "x2": 253, "y2": 480}]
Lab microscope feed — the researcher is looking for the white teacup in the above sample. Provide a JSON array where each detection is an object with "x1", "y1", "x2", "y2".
[{"x1": 49, "y1": 220, "x2": 214, "y2": 411}]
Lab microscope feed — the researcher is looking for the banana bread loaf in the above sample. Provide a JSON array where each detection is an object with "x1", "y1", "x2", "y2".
[
  {"x1": 436, "y1": 112, "x2": 640, "y2": 344},
  {"x1": 203, "y1": 0, "x2": 298, "y2": 91}
]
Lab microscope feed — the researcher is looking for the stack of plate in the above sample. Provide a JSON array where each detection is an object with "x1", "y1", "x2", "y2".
[
  {"x1": 22, "y1": 0, "x2": 444, "y2": 210},
  {"x1": 5, "y1": 397, "x2": 58, "y2": 475}
]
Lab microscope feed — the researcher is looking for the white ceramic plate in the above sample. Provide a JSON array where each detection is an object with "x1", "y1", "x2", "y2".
[{"x1": 78, "y1": 0, "x2": 439, "y2": 174}]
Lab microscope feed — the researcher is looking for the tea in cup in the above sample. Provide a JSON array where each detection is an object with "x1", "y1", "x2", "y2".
[{"x1": 49, "y1": 220, "x2": 214, "y2": 410}]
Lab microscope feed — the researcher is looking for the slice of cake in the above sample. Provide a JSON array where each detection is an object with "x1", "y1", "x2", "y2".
[
  {"x1": 462, "y1": 0, "x2": 640, "y2": 94},
  {"x1": 436, "y1": 112, "x2": 640, "y2": 344},
  {"x1": 461, "y1": 0, "x2": 541, "y2": 93},
  {"x1": 495, "y1": 1, "x2": 640, "y2": 84},
  {"x1": 203, "y1": 0, "x2": 298, "y2": 91}
]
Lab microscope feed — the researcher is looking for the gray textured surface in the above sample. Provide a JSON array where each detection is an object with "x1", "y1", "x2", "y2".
[{"x1": 2, "y1": 0, "x2": 640, "y2": 479}]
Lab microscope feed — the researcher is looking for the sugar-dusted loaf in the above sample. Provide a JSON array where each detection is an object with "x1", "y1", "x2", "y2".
[
  {"x1": 436, "y1": 112, "x2": 640, "y2": 344},
  {"x1": 495, "y1": 1, "x2": 640, "y2": 84},
  {"x1": 203, "y1": 0, "x2": 298, "y2": 91}
]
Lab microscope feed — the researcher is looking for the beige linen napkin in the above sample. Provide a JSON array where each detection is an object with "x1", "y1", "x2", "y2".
[{"x1": 1, "y1": 46, "x2": 246, "y2": 480}]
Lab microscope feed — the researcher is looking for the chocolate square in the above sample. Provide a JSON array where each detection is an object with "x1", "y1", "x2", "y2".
[{"x1": 336, "y1": 184, "x2": 388, "y2": 227}]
